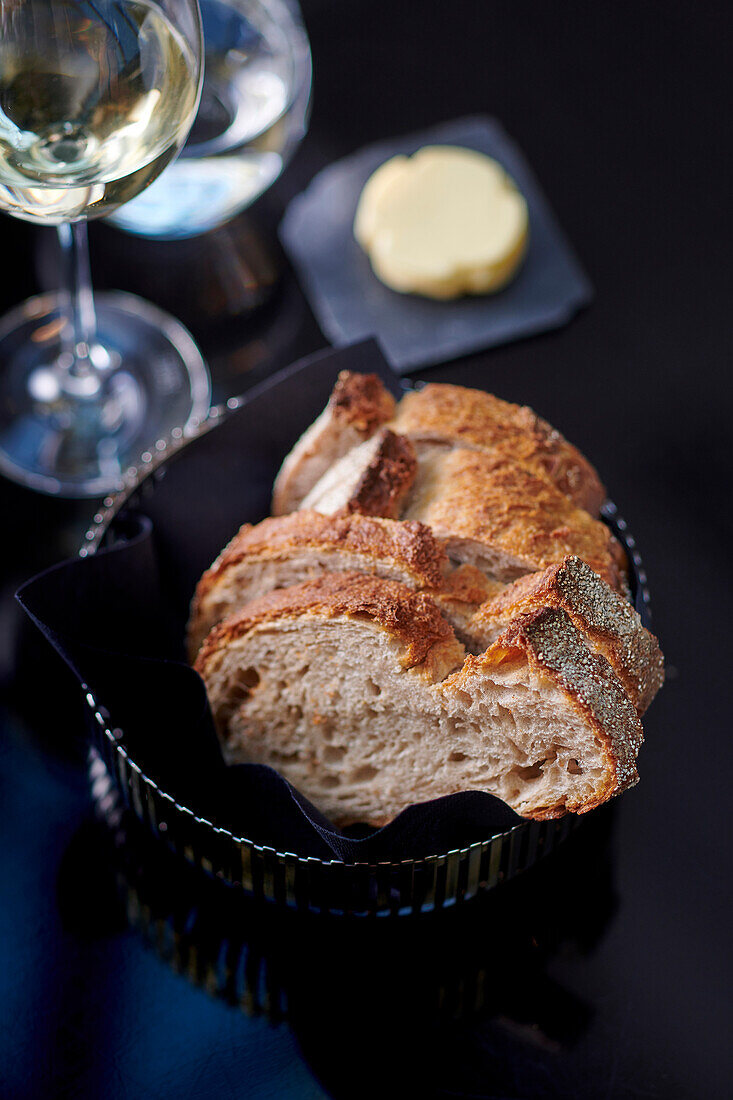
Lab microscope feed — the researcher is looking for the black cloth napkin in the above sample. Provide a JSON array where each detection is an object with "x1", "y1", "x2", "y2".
[
  {"x1": 279, "y1": 116, "x2": 593, "y2": 373},
  {"x1": 17, "y1": 342, "x2": 522, "y2": 863}
]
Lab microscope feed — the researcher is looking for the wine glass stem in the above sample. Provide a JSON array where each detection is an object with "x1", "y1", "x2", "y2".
[{"x1": 57, "y1": 221, "x2": 102, "y2": 392}]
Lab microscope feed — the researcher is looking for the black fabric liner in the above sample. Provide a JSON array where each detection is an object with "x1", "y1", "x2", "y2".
[{"x1": 19, "y1": 338, "x2": 640, "y2": 863}]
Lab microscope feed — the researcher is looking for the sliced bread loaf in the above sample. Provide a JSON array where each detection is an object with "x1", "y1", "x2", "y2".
[
  {"x1": 195, "y1": 573, "x2": 644, "y2": 826},
  {"x1": 187, "y1": 510, "x2": 500, "y2": 660}
]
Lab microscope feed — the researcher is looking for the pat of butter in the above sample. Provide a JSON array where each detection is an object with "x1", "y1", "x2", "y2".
[{"x1": 354, "y1": 146, "x2": 529, "y2": 299}]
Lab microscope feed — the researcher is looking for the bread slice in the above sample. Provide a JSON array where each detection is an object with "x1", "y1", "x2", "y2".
[
  {"x1": 468, "y1": 556, "x2": 664, "y2": 714},
  {"x1": 390, "y1": 383, "x2": 606, "y2": 515},
  {"x1": 191, "y1": 512, "x2": 660, "y2": 717},
  {"x1": 272, "y1": 371, "x2": 395, "y2": 515},
  {"x1": 403, "y1": 446, "x2": 626, "y2": 591},
  {"x1": 187, "y1": 510, "x2": 500, "y2": 660},
  {"x1": 195, "y1": 573, "x2": 643, "y2": 826},
  {"x1": 293, "y1": 418, "x2": 624, "y2": 593},
  {"x1": 299, "y1": 429, "x2": 417, "y2": 520}
]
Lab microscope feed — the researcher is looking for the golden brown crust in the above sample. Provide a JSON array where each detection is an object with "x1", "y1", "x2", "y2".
[
  {"x1": 187, "y1": 513, "x2": 505, "y2": 663},
  {"x1": 391, "y1": 383, "x2": 606, "y2": 514},
  {"x1": 330, "y1": 370, "x2": 396, "y2": 431},
  {"x1": 195, "y1": 572, "x2": 463, "y2": 675},
  {"x1": 471, "y1": 556, "x2": 664, "y2": 713},
  {"x1": 407, "y1": 448, "x2": 624, "y2": 591},
  {"x1": 188, "y1": 510, "x2": 450, "y2": 654},
  {"x1": 336, "y1": 429, "x2": 417, "y2": 520},
  {"x1": 445, "y1": 605, "x2": 644, "y2": 817},
  {"x1": 196, "y1": 510, "x2": 448, "y2": 599}
]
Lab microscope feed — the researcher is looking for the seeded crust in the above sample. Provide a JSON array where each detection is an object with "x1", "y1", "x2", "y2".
[
  {"x1": 196, "y1": 572, "x2": 464, "y2": 677},
  {"x1": 390, "y1": 383, "x2": 606, "y2": 515},
  {"x1": 470, "y1": 556, "x2": 664, "y2": 714},
  {"x1": 453, "y1": 606, "x2": 644, "y2": 815},
  {"x1": 188, "y1": 511, "x2": 450, "y2": 657},
  {"x1": 404, "y1": 448, "x2": 625, "y2": 591},
  {"x1": 272, "y1": 372, "x2": 396, "y2": 515}
]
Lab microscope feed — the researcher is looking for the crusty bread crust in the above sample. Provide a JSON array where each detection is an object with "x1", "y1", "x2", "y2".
[
  {"x1": 435, "y1": 562, "x2": 503, "y2": 607},
  {"x1": 188, "y1": 511, "x2": 451, "y2": 657},
  {"x1": 272, "y1": 372, "x2": 396, "y2": 515},
  {"x1": 196, "y1": 572, "x2": 464, "y2": 677},
  {"x1": 404, "y1": 447, "x2": 625, "y2": 590},
  {"x1": 470, "y1": 556, "x2": 664, "y2": 714},
  {"x1": 199, "y1": 511, "x2": 448, "y2": 592},
  {"x1": 390, "y1": 383, "x2": 606, "y2": 515},
  {"x1": 188, "y1": 512, "x2": 510, "y2": 661},
  {"x1": 328, "y1": 370, "x2": 396, "y2": 432},
  {"x1": 330, "y1": 429, "x2": 417, "y2": 520}
]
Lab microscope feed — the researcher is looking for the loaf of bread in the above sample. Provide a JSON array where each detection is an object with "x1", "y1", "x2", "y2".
[
  {"x1": 191, "y1": 372, "x2": 664, "y2": 827},
  {"x1": 195, "y1": 574, "x2": 643, "y2": 824},
  {"x1": 274, "y1": 378, "x2": 607, "y2": 518},
  {"x1": 189, "y1": 513, "x2": 657, "y2": 717}
]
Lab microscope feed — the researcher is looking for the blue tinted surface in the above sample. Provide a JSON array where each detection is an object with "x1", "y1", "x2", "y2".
[{"x1": 0, "y1": 715, "x2": 328, "y2": 1100}]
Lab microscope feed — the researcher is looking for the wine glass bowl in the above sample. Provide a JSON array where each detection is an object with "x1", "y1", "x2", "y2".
[
  {"x1": 0, "y1": 0, "x2": 210, "y2": 496},
  {"x1": 108, "y1": 0, "x2": 312, "y2": 239},
  {"x1": 0, "y1": 0, "x2": 202, "y2": 223}
]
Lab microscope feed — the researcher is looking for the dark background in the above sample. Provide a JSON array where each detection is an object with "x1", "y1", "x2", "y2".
[{"x1": 1, "y1": 1, "x2": 732, "y2": 1097}]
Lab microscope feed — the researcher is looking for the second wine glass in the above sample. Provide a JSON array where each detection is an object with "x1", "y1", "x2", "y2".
[{"x1": 0, "y1": 0, "x2": 209, "y2": 496}]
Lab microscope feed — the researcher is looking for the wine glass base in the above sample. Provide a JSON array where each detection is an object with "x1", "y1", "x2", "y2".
[{"x1": 0, "y1": 292, "x2": 210, "y2": 498}]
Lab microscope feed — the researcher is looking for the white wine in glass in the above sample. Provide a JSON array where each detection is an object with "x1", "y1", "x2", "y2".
[{"x1": 0, "y1": 0, "x2": 209, "y2": 496}]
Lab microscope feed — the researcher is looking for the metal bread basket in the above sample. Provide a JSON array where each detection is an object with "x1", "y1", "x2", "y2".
[{"x1": 80, "y1": 349, "x2": 653, "y2": 917}]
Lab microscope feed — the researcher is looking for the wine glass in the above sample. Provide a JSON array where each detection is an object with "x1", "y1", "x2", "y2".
[{"x1": 0, "y1": 0, "x2": 209, "y2": 496}]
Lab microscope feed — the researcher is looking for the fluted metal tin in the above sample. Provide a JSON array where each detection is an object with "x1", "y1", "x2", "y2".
[
  {"x1": 89, "y1": 748, "x2": 615, "y2": 1030},
  {"x1": 81, "y1": 395, "x2": 652, "y2": 917}
]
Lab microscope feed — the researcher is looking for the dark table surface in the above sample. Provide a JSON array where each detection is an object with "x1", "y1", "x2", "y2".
[{"x1": 2, "y1": 2, "x2": 732, "y2": 1097}]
